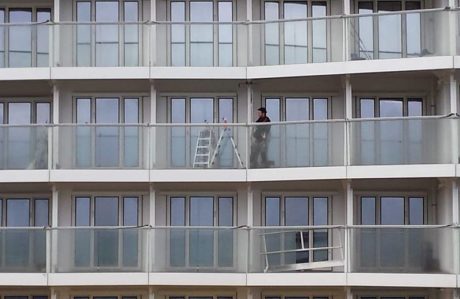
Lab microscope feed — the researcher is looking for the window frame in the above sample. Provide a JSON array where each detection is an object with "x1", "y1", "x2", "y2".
[
  {"x1": 354, "y1": 95, "x2": 426, "y2": 118},
  {"x1": 0, "y1": 98, "x2": 52, "y2": 124},
  {"x1": 0, "y1": 195, "x2": 51, "y2": 227}
]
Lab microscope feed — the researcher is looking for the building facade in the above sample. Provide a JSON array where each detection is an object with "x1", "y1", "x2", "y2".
[{"x1": 0, "y1": 1, "x2": 459, "y2": 299}]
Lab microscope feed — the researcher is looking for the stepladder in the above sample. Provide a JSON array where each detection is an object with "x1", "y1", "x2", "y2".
[{"x1": 192, "y1": 126, "x2": 244, "y2": 168}]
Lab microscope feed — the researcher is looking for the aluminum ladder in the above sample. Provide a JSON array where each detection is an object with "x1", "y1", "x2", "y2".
[{"x1": 192, "y1": 128, "x2": 213, "y2": 168}]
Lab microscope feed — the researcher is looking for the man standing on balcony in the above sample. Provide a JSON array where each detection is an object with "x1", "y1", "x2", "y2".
[{"x1": 250, "y1": 107, "x2": 274, "y2": 168}]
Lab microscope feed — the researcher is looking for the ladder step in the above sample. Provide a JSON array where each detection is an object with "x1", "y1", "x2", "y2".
[{"x1": 195, "y1": 154, "x2": 210, "y2": 157}]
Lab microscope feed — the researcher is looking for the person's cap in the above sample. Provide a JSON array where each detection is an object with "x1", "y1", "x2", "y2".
[{"x1": 258, "y1": 107, "x2": 267, "y2": 113}]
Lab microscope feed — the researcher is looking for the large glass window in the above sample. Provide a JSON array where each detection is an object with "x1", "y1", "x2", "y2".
[
  {"x1": 354, "y1": 0, "x2": 422, "y2": 59},
  {"x1": 75, "y1": 96, "x2": 141, "y2": 168},
  {"x1": 264, "y1": 0, "x2": 328, "y2": 65},
  {"x1": 263, "y1": 96, "x2": 329, "y2": 167},
  {"x1": 355, "y1": 97, "x2": 423, "y2": 165},
  {"x1": 168, "y1": 96, "x2": 235, "y2": 168},
  {"x1": 76, "y1": 0, "x2": 140, "y2": 66},
  {"x1": 263, "y1": 195, "x2": 330, "y2": 268},
  {"x1": 73, "y1": 195, "x2": 141, "y2": 269},
  {"x1": 170, "y1": 0, "x2": 234, "y2": 66},
  {"x1": 168, "y1": 195, "x2": 235, "y2": 269}
]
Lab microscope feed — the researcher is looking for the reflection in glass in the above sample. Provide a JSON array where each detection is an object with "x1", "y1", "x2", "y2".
[
  {"x1": 189, "y1": 196, "x2": 214, "y2": 266},
  {"x1": 190, "y1": 1, "x2": 213, "y2": 66},
  {"x1": 406, "y1": 1, "x2": 421, "y2": 57},
  {"x1": 95, "y1": 98, "x2": 119, "y2": 167},
  {"x1": 313, "y1": 98, "x2": 328, "y2": 166},
  {"x1": 171, "y1": 2, "x2": 186, "y2": 66},
  {"x1": 284, "y1": 2, "x2": 307, "y2": 64},
  {"x1": 379, "y1": 99, "x2": 403, "y2": 164},
  {"x1": 408, "y1": 99, "x2": 423, "y2": 164},
  {"x1": 218, "y1": 197, "x2": 233, "y2": 267},
  {"x1": 312, "y1": 2, "x2": 327, "y2": 63},
  {"x1": 285, "y1": 197, "x2": 308, "y2": 264},
  {"x1": 124, "y1": 98, "x2": 140, "y2": 167},
  {"x1": 96, "y1": 1, "x2": 119, "y2": 66},
  {"x1": 170, "y1": 98, "x2": 186, "y2": 167},
  {"x1": 123, "y1": 197, "x2": 139, "y2": 267},
  {"x1": 95, "y1": 197, "x2": 119, "y2": 267},
  {"x1": 381, "y1": 196, "x2": 404, "y2": 225},
  {"x1": 6, "y1": 199, "x2": 30, "y2": 268},
  {"x1": 378, "y1": 1, "x2": 402, "y2": 59},
  {"x1": 218, "y1": 1, "x2": 233, "y2": 66},
  {"x1": 77, "y1": 2, "x2": 91, "y2": 66},
  {"x1": 265, "y1": 196, "x2": 280, "y2": 266},
  {"x1": 8, "y1": 103, "x2": 31, "y2": 169},
  {"x1": 170, "y1": 197, "x2": 186, "y2": 266},
  {"x1": 357, "y1": 2, "x2": 374, "y2": 59},
  {"x1": 75, "y1": 196, "x2": 90, "y2": 267},
  {"x1": 9, "y1": 9, "x2": 32, "y2": 67},
  {"x1": 313, "y1": 197, "x2": 328, "y2": 261},
  {"x1": 265, "y1": 2, "x2": 280, "y2": 65},
  {"x1": 286, "y1": 98, "x2": 309, "y2": 166},
  {"x1": 76, "y1": 98, "x2": 92, "y2": 167}
]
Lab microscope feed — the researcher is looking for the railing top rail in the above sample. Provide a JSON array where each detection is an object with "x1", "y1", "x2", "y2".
[
  {"x1": 0, "y1": 124, "x2": 53, "y2": 128},
  {"x1": 348, "y1": 115, "x2": 451, "y2": 122},
  {"x1": 349, "y1": 224, "x2": 450, "y2": 228},
  {"x1": 252, "y1": 225, "x2": 344, "y2": 229},
  {"x1": 56, "y1": 123, "x2": 149, "y2": 127},
  {"x1": 0, "y1": 7, "x2": 449, "y2": 26},
  {"x1": 0, "y1": 226, "x2": 48, "y2": 230}
]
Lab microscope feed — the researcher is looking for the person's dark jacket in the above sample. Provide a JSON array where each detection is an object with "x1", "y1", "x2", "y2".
[{"x1": 253, "y1": 116, "x2": 271, "y2": 141}]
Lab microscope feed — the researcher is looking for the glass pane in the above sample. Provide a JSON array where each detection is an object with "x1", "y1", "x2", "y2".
[
  {"x1": 265, "y1": 196, "x2": 280, "y2": 226},
  {"x1": 265, "y1": 2, "x2": 279, "y2": 65},
  {"x1": 313, "y1": 98, "x2": 328, "y2": 166},
  {"x1": 406, "y1": 1, "x2": 421, "y2": 57},
  {"x1": 75, "y1": 197, "x2": 90, "y2": 226},
  {"x1": 379, "y1": 99, "x2": 403, "y2": 117},
  {"x1": 189, "y1": 196, "x2": 214, "y2": 266},
  {"x1": 218, "y1": 197, "x2": 233, "y2": 267},
  {"x1": 285, "y1": 196, "x2": 308, "y2": 264},
  {"x1": 407, "y1": 99, "x2": 423, "y2": 163},
  {"x1": 8, "y1": 103, "x2": 31, "y2": 169},
  {"x1": 34, "y1": 199, "x2": 49, "y2": 226},
  {"x1": 357, "y1": 2, "x2": 374, "y2": 59},
  {"x1": 7, "y1": 199, "x2": 30, "y2": 227},
  {"x1": 76, "y1": 98, "x2": 92, "y2": 168},
  {"x1": 312, "y1": 2, "x2": 327, "y2": 63},
  {"x1": 0, "y1": 199, "x2": 2, "y2": 225},
  {"x1": 360, "y1": 98, "x2": 375, "y2": 118},
  {"x1": 95, "y1": 196, "x2": 118, "y2": 226},
  {"x1": 190, "y1": 98, "x2": 214, "y2": 168},
  {"x1": 96, "y1": 1, "x2": 119, "y2": 66},
  {"x1": 217, "y1": 98, "x2": 234, "y2": 167},
  {"x1": 124, "y1": 1, "x2": 139, "y2": 66},
  {"x1": 218, "y1": 1, "x2": 233, "y2": 66},
  {"x1": 0, "y1": 9, "x2": 4, "y2": 68},
  {"x1": 408, "y1": 99, "x2": 423, "y2": 116},
  {"x1": 124, "y1": 98, "x2": 140, "y2": 167},
  {"x1": 171, "y1": 98, "x2": 186, "y2": 167},
  {"x1": 170, "y1": 197, "x2": 186, "y2": 266},
  {"x1": 313, "y1": 197, "x2": 328, "y2": 261},
  {"x1": 265, "y1": 98, "x2": 280, "y2": 166},
  {"x1": 378, "y1": 1, "x2": 402, "y2": 59},
  {"x1": 361, "y1": 196, "x2": 376, "y2": 225},
  {"x1": 190, "y1": 1, "x2": 213, "y2": 66},
  {"x1": 171, "y1": 1, "x2": 185, "y2": 66},
  {"x1": 286, "y1": 98, "x2": 309, "y2": 121},
  {"x1": 379, "y1": 99, "x2": 403, "y2": 164},
  {"x1": 9, "y1": 9, "x2": 32, "y2": 67},
  {"x1": 77, "y1": 2, "x2": 91, "y2": 66},
  {"x1": 284, "y1": 2, "x2": 307, "y2": 64},
  {"x1": 37, "y1": 9, "x2": 51, "y2": 67},
  {"x1": 409, "y1": 197, "x2": 424, "y2": 225},
  {"x1": 381, "y1": 196, "x2": 404, "y2": 225},
  {"x1": 123, "y1": 197, "x2": 138, "y2": 226},
  {"x1": 96, "y1": 98, "x2": 119, "y2": 167},
  {"x1": 36, "y1": 102, "x2": 51, "y2": 124}
]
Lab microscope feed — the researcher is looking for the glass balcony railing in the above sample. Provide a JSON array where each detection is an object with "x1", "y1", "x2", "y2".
[
  {"x1": 0, "y1": 22, "x2": 52, "y2": 68},
  {"x1": 150, "y1": 227, "x2": 248, "y2": 272},
  {"x1": 0, "y1": 125, "x2": 50, "y2": 170},
  {"x1": 55, "y1": 22, "x2": 149, "y2": 67},
  {"x1": 0, "y1": 7, "x2": 456, "y2": 68},
  {"x1": 0, "y1": 226, "x2": 456, "y2": 274},
  {"x1": 56, "y1": 124, "x2": 148, "y2": 169},
  {"x1": 0, "y1": 228, "x2": 46, "y2": 273},
  {"x1": 248, "y1": 120, "x2": 345, "y2": 168},
  {"x1": 153, "y1": 123, "x2": 247, "y2": 169},
  {"x1": 52, "y1": 227, "x2": 149, "y2": 273},
  {"x1": 349, "y1": 116, "x2": 454, "y2": 165},
  {"x1": 348, "y1": 9, "x2": 451, "y2": 61},
  {"x1": 350, "y1": 226, "x2": 454, "y2": 273}
]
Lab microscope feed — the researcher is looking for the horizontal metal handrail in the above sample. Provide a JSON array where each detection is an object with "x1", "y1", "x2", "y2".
[{"x1": 263, "y1": 245, "x2": 342, "y2": 255}]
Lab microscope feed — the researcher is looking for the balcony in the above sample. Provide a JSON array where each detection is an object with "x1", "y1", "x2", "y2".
[
  {"x1": 0, "y1": 8, "x2": 455, "y2": 70},
  {"x1": 0, "y1": 226, "x2": 455, "y2": 276},
  {"x1": 0, "y1": 117, "x2": 456, "y2": 173}
]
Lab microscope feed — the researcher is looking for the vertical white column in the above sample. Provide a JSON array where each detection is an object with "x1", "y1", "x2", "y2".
[
  {"x1": 52, "y1": 84, "x2": 60, "y2": 169},
  {"x1": 451, "y1": 179, "x2": 460, "y2": 277},
  {"x1": 342, "y1": 0, "x2": 351, "y2": 61},
  {"x1": 50, "y1": 288, "x2": 58, "y2": 299},
  {"x1": 247, "y1": 183, "x2": 253, "y2": 226},
  {"x1": 149, "y1": 184, "x2": 156, "y2": 226},
  {"x1": 48, "y1": 185, "x2": 59, "y2": 274},
  {"x1": 449, "y1": 73, "x2": 459, "y2": 165},
  {"x1": 150, "y1": 81, "x2": 157, "y2": 169},
  {"x1": 246, "y1": 82, "x2": 253, "y2": 168},
  {"x1": 343, "y1": 180, "x2": 353, "y2": 273},
  {"x1": 344, "y1": 75, "x2": 352, "y2": 166},
  {"x1": 150, "y1": 0, "x2": 157, "y2": 66},
  {"x1": 53, "y1": 0, "x2": 60, "y2": 67},
  {"x1": 246, "y1": 0, "x2": 253, "y2": 66},
  {"x1": 450, "y1": 72, "x2": 458, "y2": 115},
  {"x1": 148, "y1": 184, "x2": 156, "y2": 274}
]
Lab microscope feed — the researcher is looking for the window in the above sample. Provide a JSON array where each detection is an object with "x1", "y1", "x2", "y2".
[
  {"x1": 168, "y1": 96, "x2": 236, "y2": 168},
  {"x1": 169, "y1": 0, "x2": 234, "y2": 66},
  {"x1": 0, "y1": 197, "x2": 49, "y2": 271},
  {"x1": 263, "y1": 0, "x2": 328, "y2": 65},
  {"x1": 0, "y1": 99, "x2": 50, "y2": 170},
  {"x1": 73, "y1": 195, "x2": 141, "y2": 269},
  {"x1": 0, "y1": 7, "x2": 52, "y2": 67},
  {"x1": 74, "y1": 96, "x2": 142, "y2": 168},
  {"x1": 263, "y1": 195, "x2": 330, "y2": 268},
  {"x1": 354, "y1": 0, "x2": 422, "y2": 59},
  {"x1": 354, "y1": 97, "x2": 424, "y2": 165},
  {"x1": 356, "y1": 194, "x2": 427, "y2": 272},
  {"x1": 263, "y1": 96, "x2": 329, "y2": 167},
  {"x1": 168, "y1": 195, "x2": 235, "y2": 269},
  {"x1": 75, "y1": 0, "x2": 141, "y2": 66}
]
